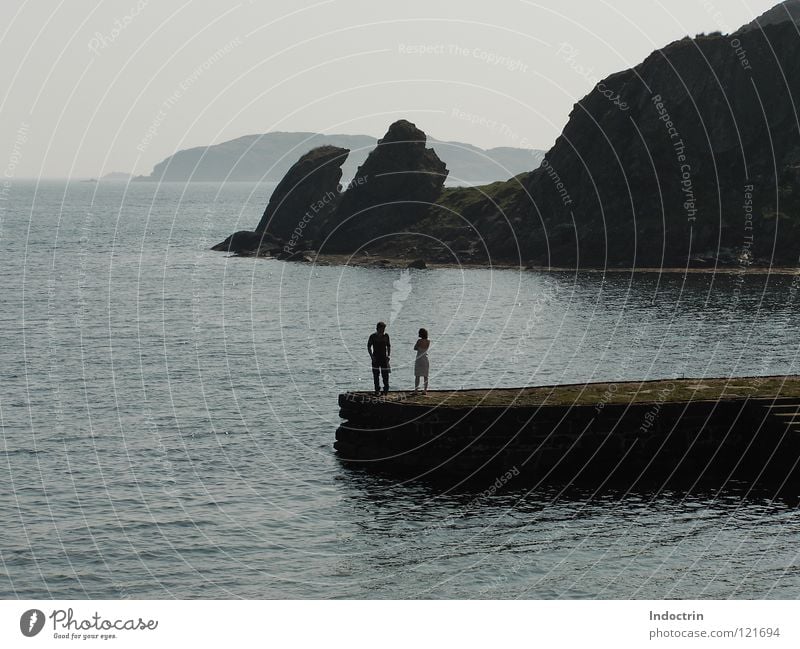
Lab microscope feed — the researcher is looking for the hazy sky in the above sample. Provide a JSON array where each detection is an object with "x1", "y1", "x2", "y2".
[{"x1": 0, "y1": 0, "x2": 778, "y2": 177}]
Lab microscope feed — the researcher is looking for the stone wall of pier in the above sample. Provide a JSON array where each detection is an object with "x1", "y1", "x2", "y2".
[{"x1": 335, "y1": 393, "x2": 800, "y2": 486}]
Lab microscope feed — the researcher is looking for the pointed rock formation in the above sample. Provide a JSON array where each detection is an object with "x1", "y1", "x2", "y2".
[
  {"x1": 321, "y1": 120, "x2": 448, "y2": 251},
  {"x1": 211, "y1": 144, "x2": 348, "y2": 255},
  {"x1": 256, "y1": 144, "x2": 349, "y2": 242}
]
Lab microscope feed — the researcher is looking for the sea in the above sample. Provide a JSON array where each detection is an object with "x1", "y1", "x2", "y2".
[{"x1": 2, "y1": 179, "x2": 799, "y2": 599}]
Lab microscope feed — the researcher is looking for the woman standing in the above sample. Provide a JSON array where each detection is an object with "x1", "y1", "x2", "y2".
[{"x1": 413, "y1": 328, "x2": 430, "y2": 394}]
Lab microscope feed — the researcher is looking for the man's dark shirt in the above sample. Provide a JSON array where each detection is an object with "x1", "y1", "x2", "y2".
[{"x1": 368, "y1": 332, "x2": 391, "y2": 365}]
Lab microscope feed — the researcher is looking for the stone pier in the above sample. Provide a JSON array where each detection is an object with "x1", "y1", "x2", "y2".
[{"x1": 335, "y1": 377, "x2": 800, "y2": 488}]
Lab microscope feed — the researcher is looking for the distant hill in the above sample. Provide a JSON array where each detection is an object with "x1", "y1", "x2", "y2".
[
  {"x1": 81, "y1": 171, "x2": 134, "y2": 182},
  {"x1": 137, "y1": 132, "x2": 544, "y2": 185},
  {"x1": 101, "y1": 171, "x2": 134, "y2": 181}
]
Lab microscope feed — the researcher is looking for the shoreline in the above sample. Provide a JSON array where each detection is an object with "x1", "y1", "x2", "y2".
[{"x1": 269, "y1": 252, "x2": 800, "y2": 275}]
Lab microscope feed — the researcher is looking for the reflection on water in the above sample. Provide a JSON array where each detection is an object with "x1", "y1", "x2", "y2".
[{"x1": 1, "y1": 181, "x2": 799, "y2": 599}]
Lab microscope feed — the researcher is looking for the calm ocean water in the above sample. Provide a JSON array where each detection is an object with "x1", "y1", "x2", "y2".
[{"x1": 2, "y1": 179, "x2": 800, "y2": 599}]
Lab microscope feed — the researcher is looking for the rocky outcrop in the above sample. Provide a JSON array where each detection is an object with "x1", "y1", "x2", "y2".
[
  {"x1": 321, "y1": 120, "x2": 448, "y2": 251},
  {"x1": 210, "y1": 229, "x2": 281, "y2": 256},
  {"x1": 427, "y1": 15, "x2": 800, "y2": 268},
  {"x1": 255, "y1": 144, "x2": 348, "y2": 243},
  {"x1": 211, "y1": 145, "x2": 348, "y2": 256},
  {"x1": 509, "y1": 20, "x2": 800, "y2": 267}
]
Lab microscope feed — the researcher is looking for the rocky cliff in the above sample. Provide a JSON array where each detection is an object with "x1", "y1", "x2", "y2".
[
  {"x1": 741, "y1": 0, "x2": 800, "y2": 32},
  {"x1": 514, "y1": 19, "x2": 800, "y2": 267},
  {"x1": 426, "y1": 15, "x2": 800, "y2": 268}
]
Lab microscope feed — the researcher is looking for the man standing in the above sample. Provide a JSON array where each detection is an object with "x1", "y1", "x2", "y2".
[{"x1": 367, "y1": 321, "x2": 391, "y2": 395}]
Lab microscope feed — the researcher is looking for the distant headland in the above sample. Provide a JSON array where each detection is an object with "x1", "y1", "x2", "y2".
[{"x1": 133, "y1": 131, "x2": 544, "y2": 185}]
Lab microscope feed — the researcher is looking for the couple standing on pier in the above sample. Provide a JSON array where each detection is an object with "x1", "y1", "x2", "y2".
[{"x1": 367, "y1": 321, "x2": 430, "y2": 396}]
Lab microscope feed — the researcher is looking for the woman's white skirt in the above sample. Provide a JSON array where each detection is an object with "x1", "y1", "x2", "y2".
[{"x1": 414, "y1": 356, "x2": 429, "y2": 377}]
